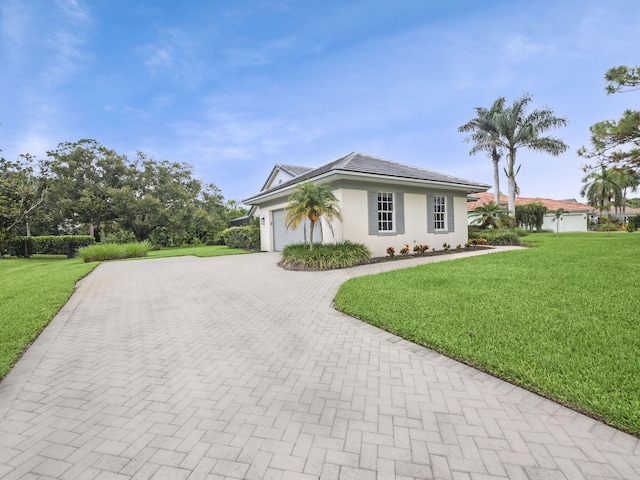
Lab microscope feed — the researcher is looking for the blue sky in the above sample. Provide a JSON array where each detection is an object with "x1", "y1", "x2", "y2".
[{"x1": 1, "y1": 0, "x2": 639, "y2": 204}]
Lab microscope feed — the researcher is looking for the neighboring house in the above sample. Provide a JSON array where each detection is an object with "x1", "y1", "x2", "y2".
[
  {"x1": 242, "y1": 152, "x2": 490, "y2": 256},
  {"x1": 589, "y1": 206, "x2": 640, "y2": 224},
  {"x1": 467, "y1": 192, "x2": 592, "y2": 232}
]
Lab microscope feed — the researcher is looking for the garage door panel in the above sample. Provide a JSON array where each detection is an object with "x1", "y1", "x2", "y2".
[{"x1": 272, "y1": 209, "x2": 307, "y2": 251}]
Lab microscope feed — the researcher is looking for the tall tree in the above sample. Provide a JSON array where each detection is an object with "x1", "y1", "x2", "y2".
[
  {"x1": 42, "y1": 139, "x2": 128, "y2": 238},
  {"x1": 285, "y1": 182, "x2": 342, "y2": 250},
  {"x1": 580, "y1": 164, "x2": 622, "y2": 223},
  {"x1": 612, "y1": 167, "x2": 640, "y2": 217},
  {"x1": 0, "y1": 155, "x2": 47, "y2": 240},
  {"x1": 458, "y1": 97, "x2": 506, "y2": 206},
  {"x1": 580, "y1": 65, "x2": 640, "y2": 170},
  {"x1": 111, "y1": 152, "x2": 205, "y2": 244},
  {"x1": 605, "y1": 65, "x2": 640, "y2": 94},
  {"x1": 492, "y1": 94, "x2": 569, "y2": 216}
]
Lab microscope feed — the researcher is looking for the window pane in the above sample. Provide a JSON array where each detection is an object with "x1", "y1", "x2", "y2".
[{"x1": 377, "y1": 192, "x2": 394, "y2": 231}]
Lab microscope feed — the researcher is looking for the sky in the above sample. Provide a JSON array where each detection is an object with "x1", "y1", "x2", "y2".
[{"x1": 1, "y1": 0, "x2": 639, "y2": 205}]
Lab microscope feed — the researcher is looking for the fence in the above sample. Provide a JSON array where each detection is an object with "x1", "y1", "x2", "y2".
[{"x1": 1, "y1": 236, "x2": 95, "y2": 259}]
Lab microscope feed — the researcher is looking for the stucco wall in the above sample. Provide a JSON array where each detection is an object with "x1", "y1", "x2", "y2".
[
  {"x1": 339, "y1": 188, "x2": 469, "y2": 257},
  {"x1": 254, "y1": 186, "x2": 472, "y2": 256}
]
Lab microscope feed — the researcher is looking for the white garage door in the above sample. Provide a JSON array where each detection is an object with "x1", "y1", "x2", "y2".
[{"x1": 272, "y1": 209, "x2": 308, "y2": 251}]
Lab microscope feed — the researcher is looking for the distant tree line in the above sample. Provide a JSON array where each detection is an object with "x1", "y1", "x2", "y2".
[{"x1": 0, "y1": 139, "x2": 246, "y2": 246}]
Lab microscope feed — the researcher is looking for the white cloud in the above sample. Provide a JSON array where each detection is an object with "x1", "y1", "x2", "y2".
[
  {"x1": 43, "y1": 0, "x2": 93, "y2": 87},
  {"x1": 0, "y1": 1, "x2": 32, "y2": 52}
]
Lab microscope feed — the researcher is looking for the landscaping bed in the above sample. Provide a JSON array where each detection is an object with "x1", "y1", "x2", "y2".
[{"x1": 280, "y1": 243, "x2": 492, "y2": 271}]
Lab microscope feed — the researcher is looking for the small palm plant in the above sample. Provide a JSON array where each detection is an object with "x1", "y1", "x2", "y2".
[
  {"x1": 549, "y1": 208, "x2": 566, "y2": 236},
  {"x1": 471, "y1": 201, "x2": 510, "y2": 229},
  {"x1": 285, "y1": 182, "x2": 342, "y2": 251}
]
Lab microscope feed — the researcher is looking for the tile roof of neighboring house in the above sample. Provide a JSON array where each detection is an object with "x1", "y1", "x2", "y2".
[
  {"x1": 244, "y1": 152, "x2": 490, "y2": 203},
  {"x1": 467, "y1": 192, "x2": 593, "y2": 212}
]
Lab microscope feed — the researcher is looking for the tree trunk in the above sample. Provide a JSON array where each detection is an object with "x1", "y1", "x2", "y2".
[
  {"x1": 26, "y1": 217, "x2": 31, "y2": 237},
  {"x1": 492, "y1": 154, "x2": 500, "y2": 206},
  {"x1": 309, "y1": 221, "x2": 315, "y2": 251},
  {"x1": 507, "y1": 175, "x2": 517, "y2": 217}
]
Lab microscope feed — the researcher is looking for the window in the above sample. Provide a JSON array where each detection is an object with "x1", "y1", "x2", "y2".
[
  {"x1": 378, "y1": 192, "x2": 394, "y2": 232},
  {"x1": 368, "y1": 191, "x2": 404, "y2": 235},
  {"x1": 434, "y1": 195, "x2": 446, "y2": 230}
]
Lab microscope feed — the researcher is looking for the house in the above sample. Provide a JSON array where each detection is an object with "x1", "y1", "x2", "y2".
[
  {"x1": 242, "y1": 152, "x2": 490, "y2": 256},
  {"x1": 467, "y1": 192, "x2": 593, "y2": 232},
  {"x1": 589, "y1": 206, "x2": 640, "y2": 225}
]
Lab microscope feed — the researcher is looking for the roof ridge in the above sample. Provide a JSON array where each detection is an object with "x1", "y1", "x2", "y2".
[{"x1": 331, "y1": 151, "x2": 358, "y2": 170}]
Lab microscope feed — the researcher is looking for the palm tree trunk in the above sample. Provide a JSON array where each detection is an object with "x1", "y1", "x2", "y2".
[
  {"x1": 492, "y1": 156, "x2": 500, "y2": 206},
  {"x1": 507, "y1": 175, "x2": 517, "y2": 217},
  {"x1": 309, "y1": 221, "x2": 314, "y2": 251}
]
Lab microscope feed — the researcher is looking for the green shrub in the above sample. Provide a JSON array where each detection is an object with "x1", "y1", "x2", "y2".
[
  {"x1": 596, "y1": 223, "x2": 618, "y2": 232},
  {"x1": 3, "y1": 235, "x2": 95, "y2": 258},
  {"x1": 514, "y1": 228, "x2": 530, "y2": 237},
  {"x1": 468, "y1": 229, "x2": 520, "y2": 246},
  {"x1": 626, "y1": 222, "x2": 637, "y2": 232},
  {"x1": 78, "y1": 241, "x2": 151, "y2": 262},
  {"x1": 103, "y1": 230, "x2": 137, "y2": 244},
  {"x1": 281, "y1": 241, "x2": 371, "y2": 270},
  {"x1": 220, "y1": 226, "x2": 260, "y2": 250}
]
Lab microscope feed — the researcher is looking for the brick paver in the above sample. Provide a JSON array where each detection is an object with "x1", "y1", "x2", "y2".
[{"x1": 1, "y1": 249, "x2": 638, "y2": 479}]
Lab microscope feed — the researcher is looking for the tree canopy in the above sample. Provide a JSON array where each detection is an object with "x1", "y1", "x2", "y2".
[
  {"x1": 459, "y1": 94, "x2": 568, "y2": 217},
  {"x1": 1, "y1": 139, "x2": 241, "y2": 247},
  {"x1": 458, "y1": 97, "x2": 506, "y2": 206},
  {"x1": 579, "y1": 65, "x2": 640, "y2": 170}
]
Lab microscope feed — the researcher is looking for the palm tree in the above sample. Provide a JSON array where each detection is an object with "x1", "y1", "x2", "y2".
[
  {"x1": 470, "y1": 201, "x2": 510, "y2": 229},
  {"x1": 612, "y1": 167, "x2": 640, "y2": 220},
  {"x1": 580, "y1": 164, "x2": 622, "y2": 227},
  {"x1": 458, "y1": 98, "x2": 506, "y2": 206},
  {"x1": 285, "y1": 181, "x2": 342, "y2": 250},
  {"x1": 548, "y1": 208, "x2": 566, "y2": 236},
  {"x1": 492, "y1": 94, "x2": 568, "y2": 216}
]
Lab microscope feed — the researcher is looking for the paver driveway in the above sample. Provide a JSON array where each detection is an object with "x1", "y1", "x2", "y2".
[{"x1": 0, "y1": 250, "x2": 638, "y2": 480}]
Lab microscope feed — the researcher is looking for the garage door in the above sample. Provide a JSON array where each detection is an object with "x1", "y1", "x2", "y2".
[{"x1": 272, "y1": 209, "x2": 308, "y2": 251}]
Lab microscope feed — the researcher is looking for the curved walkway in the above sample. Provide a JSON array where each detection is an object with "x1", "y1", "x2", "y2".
[{"x1": 0, "y1": 249, "x2": 638, "y2": 480}]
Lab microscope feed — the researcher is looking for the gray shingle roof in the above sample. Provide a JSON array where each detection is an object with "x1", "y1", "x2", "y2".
[
  {"x1": 277, "y1": 164, "x2": 314, "y2": 177},
  {"x1": 245, "y1": 152, "x2": 490, "y2": 203}
]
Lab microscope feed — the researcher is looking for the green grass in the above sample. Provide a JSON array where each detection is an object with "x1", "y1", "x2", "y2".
[
  {"x1": 335, "y1": 232, "x2": 640, "y2": 435},
  {"x1": 0, "y1": 258, "x2": 97, "y2": 379},
  {"x1": 147, "y1": 244, "x2": 250, "y2": 258}
]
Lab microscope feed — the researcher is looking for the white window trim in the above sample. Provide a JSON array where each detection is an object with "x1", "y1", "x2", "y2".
[
  {"x1": 378, "y1": 192, "x2": 395, "y2": 233},
  {"x1": 434, "y1": 195, "x2": 447, "y2": 231}
]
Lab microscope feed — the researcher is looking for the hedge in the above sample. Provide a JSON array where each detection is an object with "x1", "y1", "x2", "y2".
[
  {"x1": 220, "y1": 226, "x2": 260, "y2": 250},
  {"x1": 468, "y1": 229, "x2": 520, "y2": 246},
  {"x1": 3, "y1": 235, "x2": 96, "y2": 258}
]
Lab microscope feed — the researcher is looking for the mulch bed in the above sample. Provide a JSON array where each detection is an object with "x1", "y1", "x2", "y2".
[{"x1": 280, "y1": 245, "x2": 493, "y2": 271}]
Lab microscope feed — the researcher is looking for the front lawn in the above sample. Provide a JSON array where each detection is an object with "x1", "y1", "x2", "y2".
[
  {"x1": 334, "y1": 233, "x2": 640, "y2": 435},
  {"x1": 0, "y1": 258, "x2": 97, "y2": 380}
]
